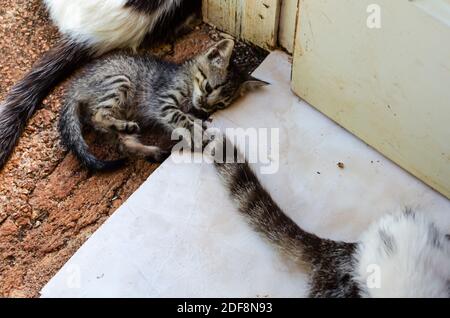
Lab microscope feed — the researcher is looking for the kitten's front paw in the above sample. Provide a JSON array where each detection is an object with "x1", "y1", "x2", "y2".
[{"x1": 201, "y1": 132, "x2": 216, "y2": 150}]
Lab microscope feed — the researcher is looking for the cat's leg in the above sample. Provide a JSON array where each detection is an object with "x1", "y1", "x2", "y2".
[
  {"x1": 118, "y1": 134, "x2": 170, "y2": 163},
  {"x1": 92, "y1": 109, "x2": 140, "y2": 134},
  {"x1": 93, "y1": 75, "x2": 139, "y2": 133}
]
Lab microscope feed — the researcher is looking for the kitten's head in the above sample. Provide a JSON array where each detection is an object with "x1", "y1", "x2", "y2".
[{"x1": 192, "y1": 39, "x2": 269, "y2": 113}]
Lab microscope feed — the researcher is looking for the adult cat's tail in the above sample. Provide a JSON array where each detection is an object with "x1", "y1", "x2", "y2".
[
  {"x1": 213, "y1": 140, "x2": 355, "y2": 270},
  {"x1": 59, "y1": 96, "x2": 126, "y2": 172},
  {"x1": 0, "y1": 39, "x2": 94, "y2": 170}
]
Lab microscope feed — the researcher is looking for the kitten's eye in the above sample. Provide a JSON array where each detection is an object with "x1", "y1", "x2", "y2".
[
  {"x1": 205, "y1": 82, "x2": 213, "y2": 94},
  {"x1": 216, "y1": 102, "x2": 226, "y2": 109}
]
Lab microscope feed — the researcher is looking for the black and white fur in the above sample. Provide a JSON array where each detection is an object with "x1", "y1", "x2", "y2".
[
  {"x1": 214, "y1": 143, "x2": 450, "y2": 298},
  {"x1": 0, "y1": 0, "x2": 201, "y2": 169}
]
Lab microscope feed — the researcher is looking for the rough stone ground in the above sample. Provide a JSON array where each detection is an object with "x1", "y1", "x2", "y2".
[{"x1": 0, "y1": 0, "x2": 266, "y2": 298}]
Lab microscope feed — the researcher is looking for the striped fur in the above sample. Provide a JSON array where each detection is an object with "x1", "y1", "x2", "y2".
[
  {"x1": 215, "y1": 159, "x2": 359, "y2": 298},
  {"x1": 0, "y1": 0, "x2": 200, "y2": 170},
  {"x1": 214, "y1": 141, "x2": 450, "y2": 298},
  {"x1": 58, "y1": 40, "x2": 267, "y2": 171}
]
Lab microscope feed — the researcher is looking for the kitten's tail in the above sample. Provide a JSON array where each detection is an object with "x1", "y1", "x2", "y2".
[
  {"x1": 0, "y1": 39, "x2": 94, "y2": 170},
  {"x1": 213, "y1": 140, "x2": 355, "y2": 269},
  {"x1": 58, "y1": 97, "x2": 126, "y2": 172}
]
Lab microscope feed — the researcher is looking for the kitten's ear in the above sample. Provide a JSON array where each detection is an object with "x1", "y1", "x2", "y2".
[
  {"x1": 239, "y1": 77, "x2": 270, "y2": 95},
  {"x1": 206, "y1": 39, "x2": 235, "y2": 69}
]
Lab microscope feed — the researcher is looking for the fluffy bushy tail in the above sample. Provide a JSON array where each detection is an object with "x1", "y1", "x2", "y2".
[
  {"x1": 0, "y1": 39, "x2": 94, "y2": 170},
  {"x1": 213, "y1": 138, "x2": 355, "y2": 269},
  {"x1": 58, "y1": 98, "x2": 126, "y2": 172}
]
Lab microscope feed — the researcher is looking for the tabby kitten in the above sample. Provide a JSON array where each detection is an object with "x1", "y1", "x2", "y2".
[
  {"x1": 58, "y1": 39, "x2": 267, "y2": 170},
  {"x1": 213, "y1": 139, "x2": 450, "y2": 298},
  {"x1": 0, "y1": 0, "x2": 201, "y2": 169}
]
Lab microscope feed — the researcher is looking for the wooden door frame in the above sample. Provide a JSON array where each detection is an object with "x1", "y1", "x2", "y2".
[{"x1": 202, "y1": 0, "x2": 299, "y2": 52}]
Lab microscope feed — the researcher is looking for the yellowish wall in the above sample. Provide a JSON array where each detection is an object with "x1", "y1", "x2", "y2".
[
  {"x1": 292, "y1": 0, "x2": 450, "y2": 198},
  {"x1": 279, "y1": 0, "x2": 299, "y2": 53}
]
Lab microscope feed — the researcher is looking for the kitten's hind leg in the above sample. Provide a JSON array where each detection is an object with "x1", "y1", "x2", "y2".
[
  {"x1": 118, "y1": 134, "x2": 170, "y2": 163},
  {"x1": 93, "y1": 74, "x2": 139, "y2": 133},
  {"x1": 93, "y1": 109, "x2": 140, "y2": 134}
]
